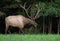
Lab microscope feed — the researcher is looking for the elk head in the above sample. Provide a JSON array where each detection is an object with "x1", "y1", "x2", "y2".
[{"x1": 20, "y1": 2, "x2": 41, "y2": 28}]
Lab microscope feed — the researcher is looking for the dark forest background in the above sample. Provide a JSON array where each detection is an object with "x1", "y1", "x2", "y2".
[{"x1": 0, "y1": 0, "x2": 60, "y2": 34}]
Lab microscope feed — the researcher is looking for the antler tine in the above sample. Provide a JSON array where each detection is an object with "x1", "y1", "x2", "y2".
[
  {"x1": 20, "y1": 5, "x2": 25, "y2": 10},
  {"x1": 20, "y1": 2, "x2": 26, "y2": 9},
  {"x1": 34, "y1": 4, "x2": 41, "y2": 19},
  {"x1": 20, "y1": 2, "x2": 27, "y2": 10},
  {"x1": 24, "y1": 2, "x2": 26, "y2": 8},
  {"x1": 27, "y1": 4, "x2": 31, "y2": 10},
  {"x1": 35, "y1": 9, "x2": 40, "y2": 19}
]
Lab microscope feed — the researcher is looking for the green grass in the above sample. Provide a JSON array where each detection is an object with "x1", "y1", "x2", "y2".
[{"x1": 0, "y1": 34, "x2": 60, "y2": 41}]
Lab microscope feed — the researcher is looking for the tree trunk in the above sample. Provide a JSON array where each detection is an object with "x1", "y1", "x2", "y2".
[
  {"x1": 43, "y1": 16, "x2": 45, "y2": 34},
  {"x1": 58, "y1": 17, "x2": 60, "y2": 34},
  {"x1": 48, "y1": 16, "x2": 52, "y2": 34}
]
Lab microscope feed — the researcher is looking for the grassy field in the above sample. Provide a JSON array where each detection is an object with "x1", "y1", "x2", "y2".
[{"x1": 0, "y1": 34, "x2": 60, "y2": 41}]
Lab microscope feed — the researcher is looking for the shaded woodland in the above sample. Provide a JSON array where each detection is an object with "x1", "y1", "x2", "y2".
[{"x1": 0, "y1": 0, "x2": 60, "y2": 34}]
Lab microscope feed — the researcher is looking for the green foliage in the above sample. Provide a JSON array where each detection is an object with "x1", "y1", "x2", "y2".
[
  {"x1": 29, "y1": 6, "x2": 37, "y2": 16},
  {"x1": 56, "y1": 8, "x2": 60, "y2": 17},
  {"x1": 41, "y1": 4, "x2": 60, "y2": 17},
  {"x1": 45, "y1": 5, "x2": 57, "y2": 16}
]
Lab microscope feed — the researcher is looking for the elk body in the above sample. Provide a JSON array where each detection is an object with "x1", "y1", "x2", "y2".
[
  {"x1": 5, "y1": 2, "x2": 40, "y2": 34},
  {"x1": 5, "y1": 15, "x2": 37, "y2": 33}
]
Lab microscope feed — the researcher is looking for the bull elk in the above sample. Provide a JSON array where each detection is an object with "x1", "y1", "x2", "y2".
[{"x1": 5, "y1": 2, "x2": 41, "y2": 34}]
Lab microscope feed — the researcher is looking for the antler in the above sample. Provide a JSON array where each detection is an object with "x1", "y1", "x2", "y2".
[
  {"x1": 30, "y1": 4, "x2": 41, "y2": 20},
  {"x1": 34, "y1": 4, "x2": 41, "y2": 19},
  {"x1": 20, "y1": 2, "x2": 31, "y2": 18},
  {"x1": 20, "y1": 2, "x2": 41, "y2": 20}
]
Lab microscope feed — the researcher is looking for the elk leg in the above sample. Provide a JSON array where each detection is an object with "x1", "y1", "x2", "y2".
[
  {"x1": 5, "y1": 27, "x2": 8, "y2": 34},
  {"x1": 19, "y1": 30, "x2": 21, "y2": 34},
  {"x1": 8, "y1": 29, "x2": 11, "y2": 34},
  {"x1": 5, "y1": 24, "x2": 9, "y2": 34},
  {"x1": 19, "y1": 29, "x2": 24, "y2": 34},
  {"x1": 21, "y1": 29, "x2": 24, "y2": 33}
]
